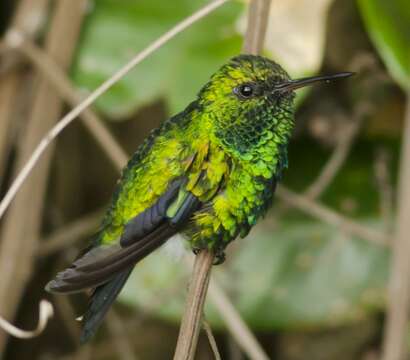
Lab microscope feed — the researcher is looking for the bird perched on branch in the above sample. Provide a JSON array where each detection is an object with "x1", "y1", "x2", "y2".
[{"x1": 46, "y1": 54, "x2": 352, "y2": 342}]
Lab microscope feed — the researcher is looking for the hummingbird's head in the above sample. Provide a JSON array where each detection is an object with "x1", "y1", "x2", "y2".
[{"x1": 197, "y1": 54, "x2": 352, "y2": 156}]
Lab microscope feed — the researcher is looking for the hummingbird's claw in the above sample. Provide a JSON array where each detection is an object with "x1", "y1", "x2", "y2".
[{"x1": 213, "y1": 250, "x2": 226, "y2": 265}]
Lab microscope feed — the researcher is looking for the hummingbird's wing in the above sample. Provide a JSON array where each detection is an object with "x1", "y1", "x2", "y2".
[{"x1": 45, "y1": 178, "x2": 201, "y2": 294}]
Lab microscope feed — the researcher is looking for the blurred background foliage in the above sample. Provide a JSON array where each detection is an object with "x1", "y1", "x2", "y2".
[{"x1": 1, "y1": 0, "x2": 410, "y2": 359}]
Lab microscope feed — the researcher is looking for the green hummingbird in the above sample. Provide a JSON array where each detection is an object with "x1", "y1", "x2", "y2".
[{"x1": 46, "y1": 54, "x2": 352, "y2": 342}]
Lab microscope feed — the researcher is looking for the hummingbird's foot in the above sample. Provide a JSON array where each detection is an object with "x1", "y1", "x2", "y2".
[
  {"x1": 213, "y1": 250, "x2": 226, "y2": 265},
  {"x1": 192, "y1": 247, "x2": 225, "y2": 265}
]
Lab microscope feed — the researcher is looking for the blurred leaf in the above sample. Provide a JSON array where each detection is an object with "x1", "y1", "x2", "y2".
[
  {"x1": 261, "y1": 0, "x2": 335, "y2": 78},
  {"x1": 119, "y1": 220, "x2": 388, "y2": 330},
  {"x1": 357, "y1": 0, "x2": 410, "y2": 91},
  {"x1": 72, "y1": 0, "x2": 243, "y2": 118}
]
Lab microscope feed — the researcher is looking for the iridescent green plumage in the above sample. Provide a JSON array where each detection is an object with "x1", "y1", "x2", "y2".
[
  {"x1": 46, "y1": 54, "x2": 352, "y2": 342},
  {"x1": 101, "y1": 55, "x2": 294, "y2": 249}
]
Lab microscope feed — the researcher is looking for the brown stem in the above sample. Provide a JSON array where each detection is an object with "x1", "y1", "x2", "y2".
[
  {"x1": 242, "y1": 0, "x2": 271, "y2": 54},
  {"x1": 17, "y1": 39, "x2": 129, "y2": 169},
  {"x1": 0, "y1": 0, "x2": 49, "y2": 185},
  {"x1": 37, "y1": 209, "x2": 103, "y2": 257},
  {"x1": 276, "y1": 185, "x2": 389, "y2": 246},
  {"x1": 381, "y1": 94, "x2": 410, "y2": 360},
  {"x1": 173, "y1": 250, "x2": 215, "y2": 360},
  {"x1": 203, "y1": 319, "x2": 222, "y2": 360}
]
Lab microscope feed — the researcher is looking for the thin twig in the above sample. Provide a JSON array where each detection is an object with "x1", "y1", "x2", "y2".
[
  {"x1": 242, "y1": 0, "x2": 271, "y2": 54},
  {"x1": 37, "y1": 209, "x2": 102, "y2": 257},
  {"x1": 8, "y1": 38, "x2": 128, "y2": 169},
  {"x1": 304, "y1": 117, "x2": 362, "y2": 199},
  {"x1": 173, "y1": 250, "x2": 215, "y2": 360},
  {"x1": 20, "y1": 40, "x2": 128, "y2": 168},
  {"x1": 0, "y1": 0, "x2": 228, "y2": 220},
  {"x1": 276, "y1": 185, "x2": 389, "y2": 245},
  {"x1": 208, "y1": 281, "x2": 269, "y2": 360},
  {"x1": 203, "y1": 319, "x2": 222, "y2": 360},
  {"x1": 381, "y1": 94, "x2": 410, "y2": 360}
]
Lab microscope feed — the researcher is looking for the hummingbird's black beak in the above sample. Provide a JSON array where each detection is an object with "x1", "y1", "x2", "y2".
[{"x1": 275, "y1": 72, "x2": 354, "y2": 92}]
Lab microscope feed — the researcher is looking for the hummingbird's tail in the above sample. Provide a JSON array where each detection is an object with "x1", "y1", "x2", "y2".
[
  {"x1": 80, "y1": 267, "x2": 133, "y2": 343},
  {"x1": 45, "y1": 223, "x2": 177, "y2": 342}
]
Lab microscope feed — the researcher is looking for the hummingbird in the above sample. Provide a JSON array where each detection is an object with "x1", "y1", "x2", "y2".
[{"x1": 46, "y1": 54, "x2": 352, "y2": 342}]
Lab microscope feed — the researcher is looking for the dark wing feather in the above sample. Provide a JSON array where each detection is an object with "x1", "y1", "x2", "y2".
[
  {"x1": 120, "y1": 179, "x2": 182, "y2": 246},
  {"x1": 46, "y1": 223, "x2": 175, "y2": 293},
  {"x1": 170, "y1": 192, "x2": 201, "y2": 226},
  {"x1": 46, "y1": 180, "x2": 201, "y2": 294}
]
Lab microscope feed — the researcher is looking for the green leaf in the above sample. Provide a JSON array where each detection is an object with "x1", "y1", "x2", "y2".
[
  {"x1": 72, "y1": 0, "x2": 243, "y2": 118},
  {"x1": 357, "y1": 0, "x2": 410, "y2": 91}
]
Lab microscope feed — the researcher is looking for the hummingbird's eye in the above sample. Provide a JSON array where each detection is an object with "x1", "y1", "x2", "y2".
[{"x1": 234, "y1": 84, "x2": 255, "y2": 99}]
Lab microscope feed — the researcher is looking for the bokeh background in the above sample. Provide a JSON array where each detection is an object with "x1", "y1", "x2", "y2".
[{"x1": 0, "y1": 0, "x2": 409, "y2": 359}]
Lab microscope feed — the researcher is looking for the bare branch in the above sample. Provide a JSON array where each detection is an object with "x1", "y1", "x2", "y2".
[
  {"x1": 203, "y1": 319, "x2": 222, "y2": 360},
  {"x1": 276, "y1": 185, "x2": 390, "y2": 246},
  {"x1": 0, "y1": 0, "x2": 229, "y2": 220},
  {"x1": 37, "y1": 209, "x2": 102, "y2": 257},
  {"x1": 242, "y1": 0, "x2": 271, "y2": 54},
  {"x1": 173, "y1": 250, "x2": 215, "y2": 360}
]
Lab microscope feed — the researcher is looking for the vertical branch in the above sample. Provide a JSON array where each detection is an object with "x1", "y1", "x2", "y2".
[
  {"x1": 0, "y1": 0, "x2": 87, "y2": 352},
  {"x1": 382, "y1": 94, "x2": 410, "y2": 360},
  {"x1": 0, "y1": 0, "x2": 49, "y2": 182},
  {"x1": 242, "y1": 0, "x2": 271, "y2": 54},
  {"x1": 174, "y1": 1, "x2": 272, "y2": 359},
  {"x1": 173, "y1": 250, "x2": 214, "y2": 360}
]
